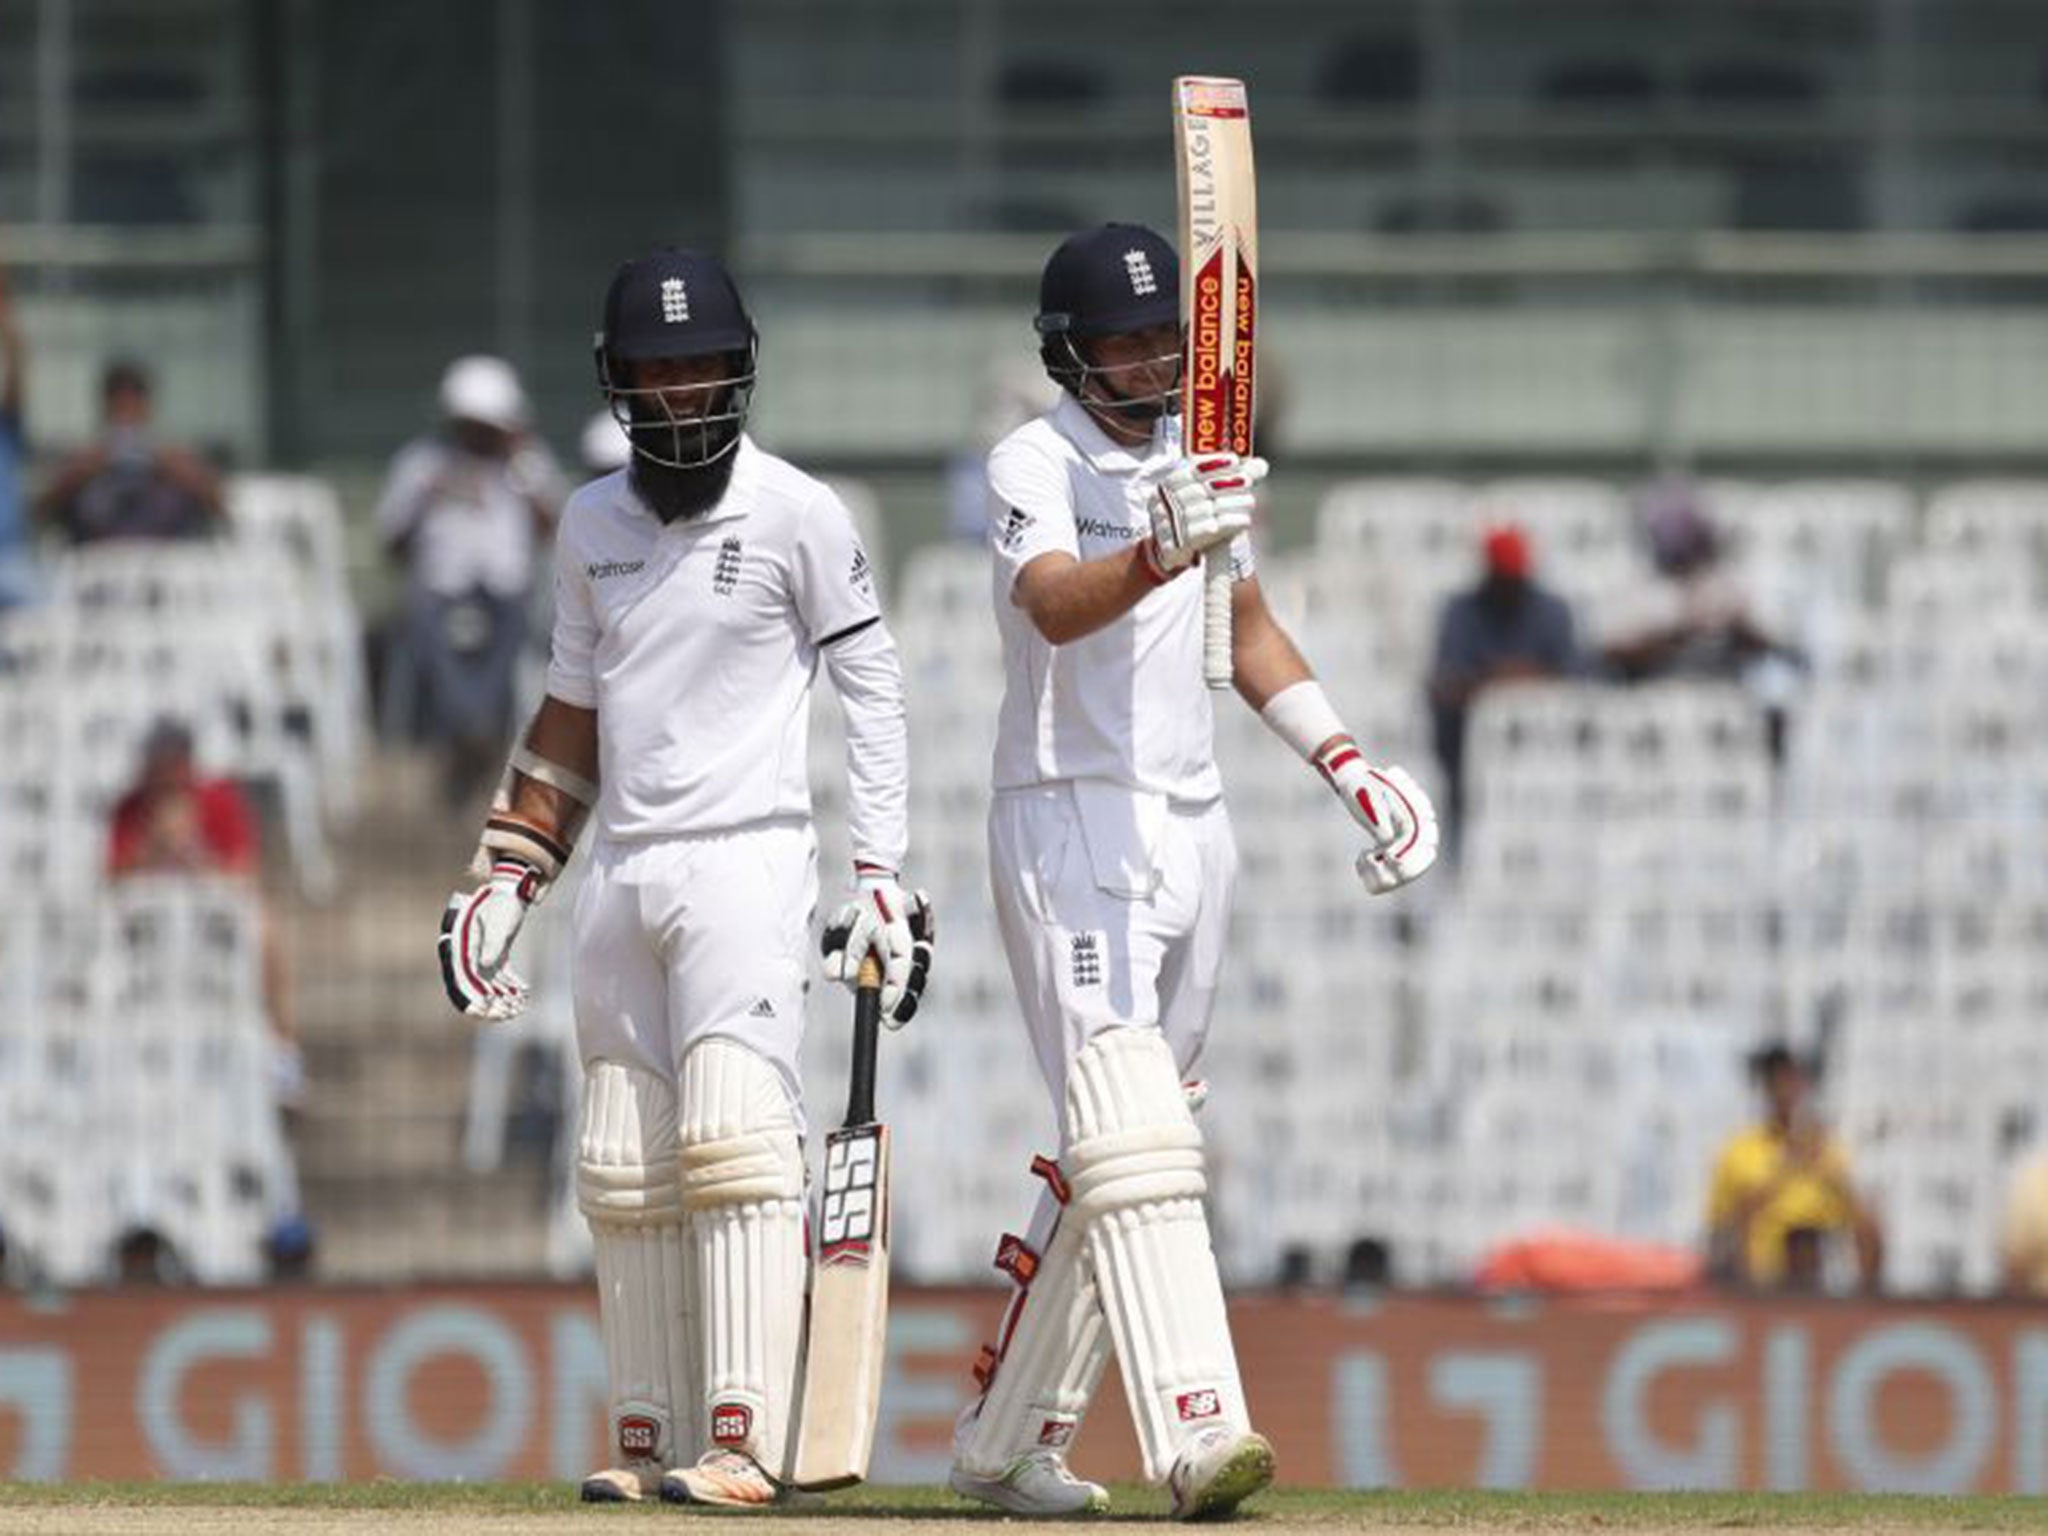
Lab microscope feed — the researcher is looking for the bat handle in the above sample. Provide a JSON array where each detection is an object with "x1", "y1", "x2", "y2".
[
  {"x1": 1202, "y1": 554, "x2": 1233, "y2": 689},
  {"x1": 856, "y1": 951, "x2": 883, "y2": 991}
]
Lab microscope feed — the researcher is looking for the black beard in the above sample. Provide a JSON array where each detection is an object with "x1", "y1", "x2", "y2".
[{"x1": 630, "y1": 453, "x2": 738, "y2": 524}]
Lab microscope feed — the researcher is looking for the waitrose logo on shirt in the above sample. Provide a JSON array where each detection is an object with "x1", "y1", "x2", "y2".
[
  {"x1": 1076, "y1": 517, "x2": 1141, "y2": 542},
  {"x1": 587, "y1": 559, "x2": 646, "y2": 581}
]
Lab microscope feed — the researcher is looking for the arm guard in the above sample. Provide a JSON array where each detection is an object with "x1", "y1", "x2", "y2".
[{"x1": 467, "y1": 743, "x2": 598, "y2": 887}]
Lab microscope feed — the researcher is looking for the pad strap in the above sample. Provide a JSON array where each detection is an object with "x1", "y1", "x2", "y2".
[{"x1": 954, "y1": 1153, "x2": 1113, "y2": 1475}]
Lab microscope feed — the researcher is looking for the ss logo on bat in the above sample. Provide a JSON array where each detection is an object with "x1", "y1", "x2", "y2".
[{"x1": 819, "y1": 1127, "x2": 880, "y2": 1253}]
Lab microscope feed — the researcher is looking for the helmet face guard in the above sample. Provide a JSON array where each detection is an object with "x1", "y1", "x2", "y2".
[
  {"x1": 595, "y1": 338, "x2": 757, "y2": 470},
  {"x1": 1039, "y1": 327, "x2": 1183, "y2": 425}
]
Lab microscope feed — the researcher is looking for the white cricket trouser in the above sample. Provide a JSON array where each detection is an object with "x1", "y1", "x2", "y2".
[
  {"x1": 987, "y1": 781, "x2": 1237, "y2": 1122},
  {"x1": 571, "y1": 820, "x2": 818, "y2": 1121}
]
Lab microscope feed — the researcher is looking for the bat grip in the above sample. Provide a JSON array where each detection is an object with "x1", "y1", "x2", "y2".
[
  {"x1": 856, "y1": 952, "x2": 883, "y2": 991},
  {"x1": 1202, "y1": 554, "x2": 1233, "y2": 689}
]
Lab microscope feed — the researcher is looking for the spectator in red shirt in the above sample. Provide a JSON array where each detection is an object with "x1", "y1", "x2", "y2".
[
  {"x1": 107, "y1": 719, "x2": 302, "y2": 1112},
  {"x1": 108, "y1": 719, "x2": 257, "y2": 877}
]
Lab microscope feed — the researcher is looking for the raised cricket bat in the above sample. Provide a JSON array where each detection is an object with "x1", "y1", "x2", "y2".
[
  {"x1": 790, "y1": 949, "x2": 890, "y2": 1490},
  {"x1": 1173, "y1": 75, "x2": 1257, "y2": 691}
]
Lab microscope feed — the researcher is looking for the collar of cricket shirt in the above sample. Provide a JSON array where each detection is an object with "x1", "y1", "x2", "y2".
[{"x1": 1053, "y1": 395, "x2": 1178, "y2": 477}]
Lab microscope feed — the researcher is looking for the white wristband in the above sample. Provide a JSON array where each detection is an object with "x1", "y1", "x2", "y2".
[{"x1": 1259, "y1": 680, "x2": 1349, "y2": 763}]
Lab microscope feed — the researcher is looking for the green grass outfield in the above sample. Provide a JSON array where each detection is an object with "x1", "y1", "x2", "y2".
[{"x1": 2, "y1": 1484, "x2": 2048, "y2": 1527}]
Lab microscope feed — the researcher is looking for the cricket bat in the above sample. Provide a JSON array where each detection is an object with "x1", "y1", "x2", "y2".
[
  {"x1": 790, "y1": 948, "x2": 891, "y2": 1491},
  {"x1": 1173, "y1": 74, "x2": 1258, "y2": 691}
]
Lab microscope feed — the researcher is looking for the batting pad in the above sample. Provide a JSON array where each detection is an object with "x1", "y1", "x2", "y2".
[
  {"x1": 953, "y1": 1156, "x2": 1112, "y2": 1476},
  {"x1": 577, "y1": 1059, "x2": 695, "y2": 1473},
  {"x1": 1065, "y1": 1028, "x2": 1248, "y2": 1482},
  {"x1": 679, "y1": 1038, "x2": 807, "y2": 1477}
]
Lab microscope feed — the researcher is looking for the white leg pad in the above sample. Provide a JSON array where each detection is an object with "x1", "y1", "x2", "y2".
[
  {"x1": 954, "y1": 1155, "x2": 1114, "y2": 1476},
  {"x1": 678, "y1": 1037, "x2": 808, "y2": 1478},
  {"x1": 1065, "y1": 1028, "x2": 1248, "y2": 1483},
  {"x1": 577, "y1": 1060, "x2": 694, "y2": 1476}
]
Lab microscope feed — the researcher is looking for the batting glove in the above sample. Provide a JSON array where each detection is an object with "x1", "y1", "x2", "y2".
[
  {"x1": 1313, "y1": 744, "x2": 1441, "y2": 895},
  {"x1": 823, "y1": 871, "x2": 936, "y2": 1027},
  {"x1": 438, "y1": 858, "x2": 542, "y2": 1021},
  {"x1": 1143, "y1": 453, "x2": 1266, "y2": 582}
]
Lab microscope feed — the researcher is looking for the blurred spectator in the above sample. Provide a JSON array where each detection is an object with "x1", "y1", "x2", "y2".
[
  {"x1": 264, "y1": 1214, "x2": 317, "y2": 1284},
  {"x1": 1474, "y1": 1230, "x2": 1701, "y2": 1293},
  {"x1": 106, "y1": 718, "x2": 301, "y2": 1109},
  {"x1": 1427, "y1": 523, "x2": 1581, "y2": 848},
  {"x1": 111, "y1": 1225, "x2": 188, "y2": 1287},
  {"x1": 1275, "y1": 1244, "x2": 1315, "y2": 1291},
  {"x1": 38, "y1": 358, "x2": 223, "y2": 544},
  {"x1": 579, "y1": 408, "x2": 631, "y2": 477},
  {"x1": 1601, "y1": 484, "x2": 1786, "y2": 683},
  {"x1": 108, "y1": 718, "x2": 257, "y2": 878},
  {"x1": 1997, "y1": 1152, "x2": 2048, "y2": 1296},
  {"x1": 0, "y1": 262, "x2": 32, "y2": 606},
  {"x1": 1342, "y1": 1235, "x2": 1393, "y2": 1292},
  {"x1": 1705, "y1": 1044, "x2": 1883, "y2": 1292},
  {"x1": 376, "y1": 354, "x2": 566, "y2": 802}
]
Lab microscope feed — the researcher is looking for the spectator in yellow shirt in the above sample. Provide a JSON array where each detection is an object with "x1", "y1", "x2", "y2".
[
  {"x1": 1705, "y1": 1045, "x2": 1883, "y2": 1292},
  {"x1": 1999, "y1": 1154, "x2": 2048, "y2": 1296}
]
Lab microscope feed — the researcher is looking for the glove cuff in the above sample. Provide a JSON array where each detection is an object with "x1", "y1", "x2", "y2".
[
  {"x1": 1136, "y1": 536, "x2": 1177, "y2": 587},
  {"x1": 852, "y1": 860, "x2": 897, "y2": 890},
  {"x1": 490, "y1": 857, "x2": 546, "y2": 905}
]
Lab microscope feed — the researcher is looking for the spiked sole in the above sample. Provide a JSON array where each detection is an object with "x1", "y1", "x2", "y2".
[{"x1": 1173, "y1": 1433, "x2": 1276, "y2": 1521}]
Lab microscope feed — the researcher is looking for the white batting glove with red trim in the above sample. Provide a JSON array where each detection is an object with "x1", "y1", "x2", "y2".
[
  {"x1": 822, "y1": 868, "x2": 936, "y2": 1027},
  {"x1": 438, "y1": 858, "x2": 541, "y2": 1021},
  {"x1": 1142, "y1": 453, "x2": 1267, "y2": 582},
  {"x1": 1313, "y1": 743, "x2": 1441, "y2": 895}
]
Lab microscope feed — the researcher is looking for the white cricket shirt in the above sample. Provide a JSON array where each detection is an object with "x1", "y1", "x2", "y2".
[
  {"x1": 546, "y1": 436, "x2": 905, "y2": 863},
  {"x1": 986, "y1": 397, "x2": 1254, "y2": 801}
]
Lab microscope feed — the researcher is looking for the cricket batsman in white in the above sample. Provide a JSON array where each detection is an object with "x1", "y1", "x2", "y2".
[
  {"x1": 950, "y1": 223, "x2": 1439, "y2": 1519},
  {"x1": 438, "y1": 248, "x2": 934, "y2": 1507}
]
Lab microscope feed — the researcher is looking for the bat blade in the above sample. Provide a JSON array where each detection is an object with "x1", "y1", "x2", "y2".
[
  {"x1": 1174, "y1": 75, "x2": 1256, "y2": 689},
  {"x1": 790, "y1": 964, "x2": 890, "y2": 1491}
]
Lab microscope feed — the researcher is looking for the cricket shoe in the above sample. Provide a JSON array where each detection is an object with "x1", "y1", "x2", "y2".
[
  {"x1": 949, "y1": 1450, "x2": 1110, "y2": 1516},
  {"x1": 1167, "y1": 1425, "x2": 1275, "y2": 1521},
  {"x1": 579, "y1": 1459, "x2": 662, "y2": 1502},
  {"x1": 660, "y1": 1448, "x2": 783, "y2": 1508}
]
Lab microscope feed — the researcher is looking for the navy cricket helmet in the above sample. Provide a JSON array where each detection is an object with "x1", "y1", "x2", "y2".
[
  {"x1": 1034, "y1": 223, "x2": 1182, "y2": 415},
  {"x1": 594, "y1": 248, "x2": 758, "y2": 470}
]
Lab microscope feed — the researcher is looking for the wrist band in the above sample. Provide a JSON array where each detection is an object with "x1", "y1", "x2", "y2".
[{"x1": 1259, "y1": 679, "x2": 1348, "y2": 763}]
